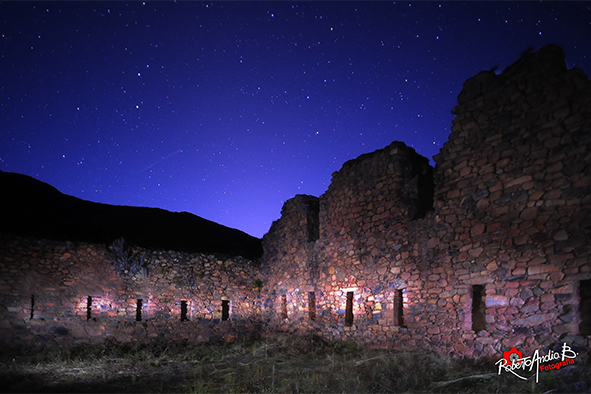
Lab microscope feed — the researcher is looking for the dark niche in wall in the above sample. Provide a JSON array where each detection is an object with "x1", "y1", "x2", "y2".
[
  {"x1": 29, "y1": 295, "x2": 35, "y2": 320},
  {"x1": 86, "y1": 296, "x2": 93, "y2": 321},
  {"x1": 281, "y1": 295, "x2": 288, "y2": 320},
  {"x1": 393, "y1": 290, "x2": 405, "y2": 327},
  {"x1": 305, "y1": 197, "x2": 320, "y2": 242},
  {"x1": 409, "y1": 161, "x2": 434, "y2": 221},
  {"x1": 471, "y1": 285, "x2": 486, "y2": 332},
  {"x1": 180, "y1": 300, "x2": 189, "y2": 322},
  {"x1": 290, "y1": 194, "x2": 320, "y2": 243},
  {"x1": 345, "y1": 292, "x2": 354, "y2": 327},
  {"x1": 308, "y1": 291, "x2": 316, "y2": 321},
  {"x1": 136, "y1": 299, "x2": 143, "y2": 322},
  {"x1": 222, "y1": 300, "x2": 230, "y2": 321}
]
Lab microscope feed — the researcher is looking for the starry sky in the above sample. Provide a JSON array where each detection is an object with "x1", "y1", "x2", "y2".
[{"x1": 1, "y1": 2, "x2": 590, "y2": 238}]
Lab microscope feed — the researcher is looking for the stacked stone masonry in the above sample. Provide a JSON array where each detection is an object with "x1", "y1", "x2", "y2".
[
  {"x1": 261, "y1": 45, "x2": 591, "y2": 357},
  {"x1": 0, "y1": 235, "x2": 264, "y2": 346},
  {"x1": 1, "y1": 45, "x2": 591, "y2": 358}
]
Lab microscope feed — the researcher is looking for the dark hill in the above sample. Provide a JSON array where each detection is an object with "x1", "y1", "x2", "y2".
[{"x1": 0, "y1": 170, "x2": 263, "y2": 260}]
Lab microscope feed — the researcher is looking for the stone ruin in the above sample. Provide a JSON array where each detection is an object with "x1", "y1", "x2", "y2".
[{"x1": 1, "y1": 45, "x2": 591, "y2": 358}]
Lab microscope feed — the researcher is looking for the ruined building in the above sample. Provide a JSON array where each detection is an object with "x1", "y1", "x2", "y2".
[{"x1": 1, "y1": 45, "x2": 591, "y2": 357}]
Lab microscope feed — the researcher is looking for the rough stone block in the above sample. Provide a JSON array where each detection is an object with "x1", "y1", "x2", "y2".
[
  {"x1": 528, "y1": 264, "x2": 559, "y2": 275},
  {"x1": 504, "y1": 175, "x2": 533, "y2": 188},
  {"x1": 486, "y1": 296, "x2": 509, "y2": 307}
]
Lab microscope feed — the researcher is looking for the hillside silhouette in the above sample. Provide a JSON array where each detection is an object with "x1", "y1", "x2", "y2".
[{"x1": 0, "y1": 170, "x2": 263, "y2": 260}]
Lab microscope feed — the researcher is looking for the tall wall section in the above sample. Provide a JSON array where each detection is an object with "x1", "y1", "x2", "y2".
[
  {"x1": 261, "y1": 142, "x2": 435, "y2": 345},
  {"x1": 430, "y1": 44, "x2": 591, "y2": 354},
  {"x1": 261, "y1": 45, "x2": 591, "y2": 357},
  {"x1": 0, "y1": 234, "x2": 263, "y2": 348},
  {"x1": 314, "y1": 142, "x2": 433, "y2": 344},
  {"x1": 260, "y1": 194, "x2": 319, "y2": 333}
]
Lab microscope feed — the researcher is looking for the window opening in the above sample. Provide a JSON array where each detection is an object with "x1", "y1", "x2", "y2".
[
  {"x1": 30, "y1": 295, "x2": 35, "y2": 320},
  {"x1": 393, "y1": 290, "x2": 404, "y2": 326},
  {"x1": 580, "y1": 280, "x2": 591, "y2": 335},
  {"x1": 221, "y1": 300, "x2": 230, "y2": 321},
  {"x1": 306, "y1": 197, "x2": 320, "y2": 242},
  {"x1": 409, "y1": 165, "x2": 434, "y2": 220},
  {"x1": 86, "y1": 296, "x2": 92, "y2": 320},
  {"x1": 180, "y1": 300, "x2": 188, "y2": 322},
  {"x1": 136, "y1": 299, "x2": 143, "y2": 322},
  {"x1": 345, "y1": 291, "x2": 354, "y2": 326},
  {"x1": 308, "y1": 292, "x2": 316, "y2": 321},
  {"x1": 281, "y1": 295, "x2": 288, "y2": 320},
  {"x1": 471, "y1": 285, "x2": 486, "y2": 332}
]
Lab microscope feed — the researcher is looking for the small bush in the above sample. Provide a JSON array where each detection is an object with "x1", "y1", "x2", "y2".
[{"x1": 111, "y1": 237, "x2": 142, "y2": 276}]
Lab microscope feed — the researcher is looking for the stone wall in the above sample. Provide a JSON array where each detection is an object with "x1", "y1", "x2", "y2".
[
  {"x1": 0, "y1": 234, "x2": 263, "y2": 347},
  {"x1": 430, "y1": 44, "x2": 591, "y2": 355},
  {"x1": 261, "y1": 143, "x2": 444, "y2": 350},
  {"x1": 3, "y1": 45, "x2": 591, "y2": 357},
  {"x1": 314, "y1": 142, "x2": 433, "y2": 345},
  {"x1": 261, "y1": 45, "x2": 591, "y2": 357},
  {"x1": 260, "y1": 195, "x2": 319, "y2": 334}
]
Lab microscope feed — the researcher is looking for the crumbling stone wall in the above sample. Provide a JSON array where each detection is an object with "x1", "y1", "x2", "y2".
[
  {"x1": 262, "y1": 143, "x2": 441, "y2": 348},
  {"x1": 0, "y1": 234, "x2": 262, "y2": 347},
  {"x1": 3, "y1": 45, "x2": 590, "y2": 357},
  {"x1": 261, "y1": 195, "x2": 319, "y2": 333},
  {"x1": 314, "y1": 142, "x2": 433, "y2": 344},
  {"x1": 430, "y1": 44, "x2": 591, "y2": 355},
  {"x1": 261, "y1": 45, "x2": 591, "y2": 356}
]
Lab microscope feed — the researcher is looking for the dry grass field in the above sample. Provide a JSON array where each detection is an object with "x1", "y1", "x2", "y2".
[{"x1": 1, "y1": 335, "x2": 589, "y2": 393}]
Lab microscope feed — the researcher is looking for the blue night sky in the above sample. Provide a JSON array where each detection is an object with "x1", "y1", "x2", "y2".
[{"x1": 1, "y1": 2, "x2": 590, "y2": 238}]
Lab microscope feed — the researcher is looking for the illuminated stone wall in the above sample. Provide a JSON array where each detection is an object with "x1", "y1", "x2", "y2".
[
  {"x1": 428, "y1": 44, "x2": 591, "y2": 355},
  {"x1": 2, "y1": 45, "x2": 591, "y2": 356},
  {"x1": 261, "y1": 45, "x2": 591, "y2": 356},
  {"x1": 260, "y1": 194, "x2": 319, "y2": 334},
  {"x1": 313, "y1": 141, "x2": 433, "y2": 346},
  {"x1": 0, "y1": 234, "x2": 262, "y2": 347}
]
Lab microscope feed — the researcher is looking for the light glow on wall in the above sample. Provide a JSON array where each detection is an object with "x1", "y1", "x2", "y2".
[{"x1": 77, "y1": 295, "x2": 118, "y2": 320}]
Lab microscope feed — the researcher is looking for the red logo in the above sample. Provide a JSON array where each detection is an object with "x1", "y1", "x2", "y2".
[{"x1": 503, "y1": 348, "x2": 523, "y2": 366}]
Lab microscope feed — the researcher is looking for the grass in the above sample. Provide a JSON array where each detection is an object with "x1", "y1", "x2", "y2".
[{"x1": 0, "y1": 335, "x2": 589, "y2": 393}]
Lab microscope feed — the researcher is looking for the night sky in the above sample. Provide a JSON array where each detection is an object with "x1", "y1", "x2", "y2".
[{"x1": 2, "y1": 2, "x2": 590, "y2": 238}]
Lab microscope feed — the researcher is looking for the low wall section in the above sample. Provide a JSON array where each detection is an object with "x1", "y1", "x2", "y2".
[{"x1": 0, "y1": 234, "x2": 263, "y2": 347}]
